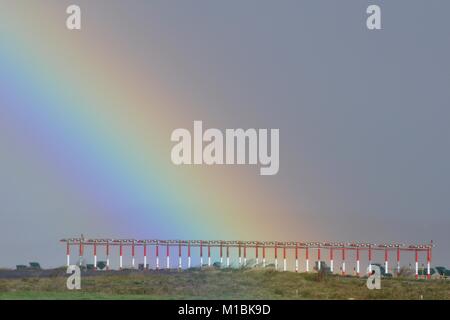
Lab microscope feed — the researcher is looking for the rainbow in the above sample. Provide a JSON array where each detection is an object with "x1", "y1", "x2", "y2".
[{"x1": 0, "y1": 3, "x2": 308, "y2": 241}]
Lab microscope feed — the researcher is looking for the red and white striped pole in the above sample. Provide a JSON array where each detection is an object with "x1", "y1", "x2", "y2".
[
  {"x1": 208, "y1": 243, "x2": 211, "y2": 267},
  {"x1": 255, "y1": 243, "x2": 259, "y2": 266},
  {"x1": 166, "y1": 243, "x2": 170, "y2": 269},
  {"x1": 131, "y1": 241, "x2": 135, "y2": 269},
  {"x1": 79, "y1": 241, "x2": 83, "y2": 267},
  {"x1": 226, "y1": 244, "x2": 230, "y2": 268},
  {"x1": 415, "y1": 249, "x2": 419, "y2": 280},
  {"x1": 106, "y1": 241, "x2": 110, "y2": 270},
  {"x1": 396, "y1": 247, "x2": 400, "y2": 275},
  {"x1": 238, "y1": 243, "x2": 242, "y2": 267},
  {"x1": 220, "y1": 242, "x2": 223, "y2": 265},
  {"x1": 341, "y1": 247, "x2": 346, "y2": 275},
  {"x1": 119, "y1": 242, "x2": 123, "y2": 269},
  {"x1": 243, "y1": 243, "x2": 247, "y2": 267},
  {"x1": 66, "y1": 242, "x2": 70, "y2": 267},
  {"x1": 178, "y1": 242, "x2": 182, "y2": 270},
  {"x1": 143, "y1": 244, "x2": 147, "y2": 270},
  {"x1": 427, "y1": 247, "x2": 431, "y2": 280},
  {"x1": 283, "y1": 245, "x2": 287, "y2": 271},
  {"x1": 356, "y1": 248, "x2": 360, "y2": 276},
  {"x1": 329, "y1": 248, "x2": 334, "y2": 273},
  {"x1": 155, "y1": 243, "x2": 159, "y2": 270},
  {"x1": 368, "y1": 246, "x2": 372, "y2": 274},
  {"x1": 274, "y1": 244, "x2": 278, "y2": 270},
  {"x1": 187, "y1": 241, "x2": 191, "y2": 268},
  {"x1": 200, "y1": 241, "x2": 203, "y2": 268},
  {"x1": 317, "y1": 246, "x2": 321, "y2": 271},
  {"x1": 384, "y1": 248, "x2": 388, "y2": 274},
  {"x1": 305, "y1": 247, "x2": 309, "y2": 272},
  {"x1": 262, "y1": 244, "x2": 266, "y2": 268},
  {"x1": 93, "y1": 243, "x2": 97, "y2": 270},
  {"x1": 295, "y1": 244, "x2": 299, "y2": 272}
]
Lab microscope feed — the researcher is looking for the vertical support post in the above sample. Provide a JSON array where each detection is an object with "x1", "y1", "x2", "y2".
[
  {"x1": 262, "y1": 244, "x2": 266, "y2": 268},
  {"x1": 356, "y1": 247, "x2": 360, "y2": 276},
  {"x1": 66, "y1": 242, "x2": 70, "y2": 267},
  {"x1": 415, "y1": 249, "x2": 419, "y2": 280},
  {"x1": 305, "y1": 247, "x2": 309, "y2": 272},
  {"x1": 79, "y1": 241, "x2": 83, "y2": 267},
  {"x1": 427, "y1": 247, "x2": 431, "y2": 280},
  {"x1": 131, "y1": 241, "x2": 135, "y2": 269},
  {"x1": 200, "y1": 241, "x2": 203, "y2": 268},
  {"x1": 119, "y1": 242, "x2": 123, "y2": 269},
  {"x1": 178, "y1": 242, "x2": 182, "y2": 270},
  {"x1": 208, "y1": 243, "x2": 211, "y2": 267},
  {"x1": 143, "y1": 244, "x2": 147, "y2": 270},
  {"x1": 106, "y1": 241, "x2": 110, "y2": 270},
  {"x1": 156, "y1": 243, "x2": 159, "y2": 270},
  {"x1": 255, "y1": 243, "x2": 259, "y2": 266},
  {"x1": 188, "y1": 241, "x2": 191, "y2": 269},
  {"x1": 93, "y1": 243, "x2": 97, "y2": 270},
  {"x1": 384, "y1": 248, "x2": 388, "y2": 274},
  {"x1": 226, "y1": 244, "x2": 230, "y2": 268},
  {"x1": 283, "y1": 245, "x2": 287, "y2": 271},
  {"x1": 397, "y1": 247, "x2": 400, "y2": 275},
  {"x1": 329, "y1": 248, "x2": 334, "y2": 273},
  {"x1": 295, "y1": 244, "x2": 299, "y2": 272},
  {"x1": 243, "y1": 243, "x2": 247, "y2": 267},
  {"x1": 317, "y1": 247, "x2": 321, "y2": 271},
  {"x1": 238, "y1": 242, "x2": 242, "y2": 267},
  {"x1": 274, "y1": 244, "x2": 278, "y2": 270},
  {"x1": 368, "y1": 246, "x2": 372, "y2": 274},
  {"x1": 220, "y1": 242, "x2": 223, "y2": 265},
  {"x1": 166, "y1": 243, "x2": 170, "y2": 269},
  {"x1": 341, "y1": 247, "x2": 346, "y2": 275}
]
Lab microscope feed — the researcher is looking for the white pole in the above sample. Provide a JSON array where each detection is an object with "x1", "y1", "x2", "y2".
[
  {"x1": 188, "y1": 256, "x2": 191, "y2": 269},
  {"x1": 283, "y1": 258, "x2": 287, "y2": 271},
  {"x1": 179, "y1": 257, "x2": 182, "y2": 269},
  {"x1": 119, "y1": 255, "x2": 123, "y2": 269},
  {"x1": 226, "y1": 257, "x2": 230, "y2": 268},
  {"x1": 330, "y1": 259, "x2": 334, "y2": 273}
]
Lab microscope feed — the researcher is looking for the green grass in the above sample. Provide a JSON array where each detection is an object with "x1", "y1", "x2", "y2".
[{"x1": 0, "y1": 268, "x2": 449, "y2": 300}]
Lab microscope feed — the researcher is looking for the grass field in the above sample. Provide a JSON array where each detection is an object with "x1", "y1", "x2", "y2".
[{"x1": 0, "y1": 268, "x2": 449, "y2": 300}]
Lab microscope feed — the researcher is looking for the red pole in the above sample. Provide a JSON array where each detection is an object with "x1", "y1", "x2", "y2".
[
  {"x1": 317, "y1": 247, "x2": 321, "y2": 271},
  {"x1": 188, "y1": 241, "x2": 191, "y2": 268},
  {"x1": 208, "y1": 243, "x2": 211, "y2": 267},
  {"x1": 106, "y1": 242, "x2": 110, "y2": 270},
  {"x1": 131, "y1": 242, "x2": 135, "y2": 268},
  {"x1": 93, "y1": 243, "x2": 97, "y2": 270},
  {"x1": 156, "y1": 244, "x2": 159, "y2": 270},
  {"x1": 329, "y1": 248, "x2": 334, "y2": 273},
  {"x1": 66, "y1": 243, "x2": 70, "y2": 267},
  {"x1": 263, "y1": 244, "x2": 266, "y2": 267},
  {"x1": 427, "y1": 247, "x2": 431, "y2": 280},
  {"x1": 305, "y1": 247, "x2": 309, "y2": 272},
  {"x1": 166, "y1": 243, "x2": 170, "y2": 269},
  {"x1": 295, "y1": 244, "x2": 299, "y2": 272},
  {"x1": 143, "y1": 244, "x2": 147, "y2": 270},
  {"x1": 274, "y1": 243, "x2": 278, "y2": 270},
  {"x1": 384, "y1": 248, "x2": 388, "y2": 274},
  {"x1": 356, "y1": 248, "x2": 360, "y2": 276},
  {"x1": 415, "y1": 249, "x2": 419, "y2": 280},
  {"x1": 341, "y1": 247, "x2": 346, "y2": 275},
  {"x1": 200, "y1": 240, "x2": 203, "y2": 267},
  {"x1": 119, "y1": 242, "x2": 123, "y2": 269},
  {"x1": 255, "y1": 243, "x2": 259, "y2": 266},
  {"x1": 178, "y1": 242, "x2": 182, "y2": 270},
  {"x1": 243, "y1": 243, "x2": 247, "y2": 266}
]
